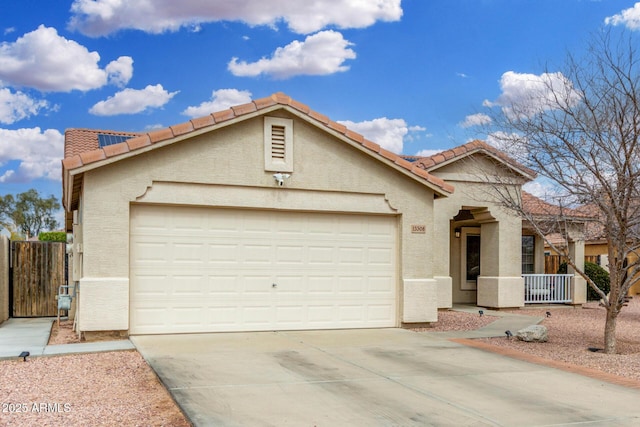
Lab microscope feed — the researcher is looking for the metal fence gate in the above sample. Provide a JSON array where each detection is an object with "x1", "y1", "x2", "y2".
[{"x1": 10, "y1": 241, "x2": 65, "y2": 317}]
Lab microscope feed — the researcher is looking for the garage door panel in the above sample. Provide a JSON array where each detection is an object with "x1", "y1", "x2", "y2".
[
  {"x1": 307, "y1": 276, "x2": 334, "y2": 294},
  {"x1": 368, "y1": 276, "x2": 396, "y2": 294},
  {"x1": 130, "y1": 206, "x2": 397, "y2": 334}
]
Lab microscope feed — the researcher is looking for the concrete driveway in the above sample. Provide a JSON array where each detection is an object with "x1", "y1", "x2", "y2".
[{"x1": 132, "y1": 329, "x2": 640, "y2": 426}]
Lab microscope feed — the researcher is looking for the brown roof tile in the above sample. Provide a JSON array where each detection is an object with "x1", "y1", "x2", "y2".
[
  {"x1": 171, "y1": 121, "x2": 195, "y2": 136},
  {"x1": 212, "y1": 108, "x2": 235, "y2": 123},
  {"x1": 231, "y1": 102, "x2": 257, "y2": 116},
  {"x1": 102, "y1": 142, "x2": 130, "y2": 158},
  {"x1": 253, "y1": 95, "x2": 278, "y2": 110},
  {"x1": 272, "y1": 92, "x2": 291, "y2": 104},
  {"x1": 62, "y1": 155, "x2": 83, "y2": 170},
  {"x1": 522, "y1": 191, "x2": 591, "y2": 218},
  {"x1": 79, "y1": 149, "x2": 106, "y2": 165},
  {"x1": 148, "y1": 128, "x2": 174, "y2": 144},
  {"x1": 64, "y1": 129, "x2": 140, "y2": 158},
  {"x1": 394, "y1": 157, "x2": 413, "y2": 170},
  {"x1": 126, "y1": 135, "x2": 152, "y2": 151},
  {"x1": 191, "y1": 114, "x2": 215, "y2": 129},
  {"x1": 308, "y1": 110, "x2": 330, "y2": 125},
  {"x1": 289, "y1": 99, "x2": 310, "y2": 114},
  {"x1": 345, "y1": 129, "x2": 364, "y2": 144},
  {"x1": 379, "y1": 148, "x2": 397, "y2": 162},
  {"x1": 327, "y1": 120, "x2": 347, "y2": 134},
  {"x1": 410, "y1": 139, "x2": 536, "y2": 178},
  {"x1": 362, "y1": 139, "x2": 381, "y2": 153}
]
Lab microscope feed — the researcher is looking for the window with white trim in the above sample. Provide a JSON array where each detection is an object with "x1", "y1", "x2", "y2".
[
  {"x1": 264, "y1": 117, "x2": 293, "y2": 172},
  {"x1": 522, "y1": 235, "x2": 535, "y2": 274}
]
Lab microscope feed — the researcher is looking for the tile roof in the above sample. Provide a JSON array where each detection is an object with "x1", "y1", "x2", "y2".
[
  {"x1": 64, "y1": 129, "x2": 141, "y2": 158},
  {"x1": 62, "y1": 92, "x2": 454, "y2": 196},
  {"x1": 405, "y1": 139, "x2": 537, "y2": 179},
  {"x1": 521, "y1": 191, "x2": 593, "y2": 219}
]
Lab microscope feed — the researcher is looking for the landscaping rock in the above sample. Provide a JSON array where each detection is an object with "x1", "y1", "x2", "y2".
[{"x1": 516, "y1": 325, "x2": 548, "y2": 342}]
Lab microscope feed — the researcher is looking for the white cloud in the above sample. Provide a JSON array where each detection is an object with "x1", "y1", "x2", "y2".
[
  {"x1": 0, "y1": 127, "x2": 63, "y2": 182},
  {"x1": 105, "y1": 56, "x2": 133, "y2": 87},
  {"x1": 0, "y1": 88, "x2": 50, "y2": 124},
  {"x1": 523, "y1": 179, "x2": 562, "y2": 199},
  {"x1": 459, "y1": 113, "x2": 492, "y2": 128},
  {"x1": 68, "y1": 0, "x2": 402, "y2": 36},
  {"x1": 486, "y1": 131, "x2": 528, "y2": 160},
  {"x1": 182, "y1": 88, "x2": 252, "y2": 118},
  {"x1": 338, "y1": 117, "x2": 410, "y2": 154},
  {"x1": 0, "y1": 25, "x2": 133, "y2": 92},
  {"x1": 605, "y1": 3, "x2": 640, "y2": 30},
  {"x1": 228, "y1": 31, "x2": 355, "y2": 79},
  {"x1": 484, "y1": 71, "x2": 581, "y2": 119},
  {"x1": 89, "y1": 84, "x2": 178, "y2": 116}
]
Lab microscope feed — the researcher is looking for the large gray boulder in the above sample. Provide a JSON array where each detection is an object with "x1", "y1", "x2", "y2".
[{"x1": 516, "y1": 325, "x2": 548, "y2": 342}]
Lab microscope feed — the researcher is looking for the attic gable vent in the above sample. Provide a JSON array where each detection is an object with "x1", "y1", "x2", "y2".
[
  {"x1": 264, "y1": 117, "x2": 293, "y2": 172},
  {"x1": 271, "y1": 125, "x2": 286, "y2": 159}
]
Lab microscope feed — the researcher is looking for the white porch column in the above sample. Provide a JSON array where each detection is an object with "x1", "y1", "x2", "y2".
[{"x1": 568, "y1": 224, "x2": 587, "y2": 305}]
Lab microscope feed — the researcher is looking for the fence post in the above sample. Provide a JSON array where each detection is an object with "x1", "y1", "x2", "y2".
[{"x1": 0, "y1": 236, "x2": 9, "y2": 323}]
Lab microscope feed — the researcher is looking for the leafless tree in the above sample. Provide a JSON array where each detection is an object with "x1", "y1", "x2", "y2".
[{"x1": 482, "y1": 30, "x2": 640, "y2": 354}]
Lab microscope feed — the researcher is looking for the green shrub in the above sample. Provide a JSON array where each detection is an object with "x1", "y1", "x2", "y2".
[
  {"x1": 38, "y1": 231, "x2": 67, "y2": 242},
  {"x1": 558, "y1": 261, "x2": 610, "y2": 300}
]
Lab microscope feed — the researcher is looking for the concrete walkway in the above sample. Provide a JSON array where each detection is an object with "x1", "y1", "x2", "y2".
[
  {"x1": 435, "y1": 305, "x2": 545, "y2": 339},
  {"x1": 0, "y1": 317, "x2": 134, "y2": 360}
]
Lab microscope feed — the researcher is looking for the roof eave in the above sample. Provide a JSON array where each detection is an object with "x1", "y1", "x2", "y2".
[
  {"x1": 423, "y1": 146, "x2": 537, "y2": 182},
  {"x1": 62, "y1": 102, "x2": 453, "y2": 198}
]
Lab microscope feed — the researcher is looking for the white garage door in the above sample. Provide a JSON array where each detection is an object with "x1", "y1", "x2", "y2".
[{"x1": 129, "y1": 205, "x2": 397, "y2": 334}]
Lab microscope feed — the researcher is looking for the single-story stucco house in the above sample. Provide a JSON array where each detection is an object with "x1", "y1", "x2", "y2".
[{"x1": 62, "y1": 92, "x2": 585, "y2": 336}]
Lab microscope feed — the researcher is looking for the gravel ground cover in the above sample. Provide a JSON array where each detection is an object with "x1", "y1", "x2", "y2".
[
  {"x1": 477, "y1": 298, "x2": 640, "y2": 382},
  {"x1": 413, "y1": 310, "x2": 499, "y2": 332},
  {"x1": 1, "y1": 322, "x2": 190, "y2": 426},
  {"x1": 1, "y1": 299, "x2": 638, "y2": 426},
  {"x1": 426, "y1": 297, "x2": 640, "y2": 382}
]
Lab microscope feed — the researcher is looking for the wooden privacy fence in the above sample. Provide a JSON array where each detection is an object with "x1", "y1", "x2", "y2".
[
  {"x1": 544, "y1": 255, "x2": 601, "y2": 274},
  {"x1": 10, "y1": 241, "x2": 65, "y2": 317}
]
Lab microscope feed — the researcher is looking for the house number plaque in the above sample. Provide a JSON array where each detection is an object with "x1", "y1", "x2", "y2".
[{"x1": 411, "y1": 224, "x2": 426, "y2": 234}]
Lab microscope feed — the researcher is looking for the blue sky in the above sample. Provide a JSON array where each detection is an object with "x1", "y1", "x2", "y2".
[{"x1": 1, "y1": 0, "x2": 640, "y2": 226}]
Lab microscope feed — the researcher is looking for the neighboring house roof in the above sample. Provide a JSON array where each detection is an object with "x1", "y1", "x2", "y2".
[
  {"x1": 521, "y1": 191, "x2": 593, "y2": 219},
  {"x1": 404, "y1": 139, "x2": 537, "y2": 180},
  {"x1": 572, "y1": 203, "x2": 611, "y2": 245},
  {"x1": 62, "y1": 92, "x2": 455, "y2": 223},
  {"x1": 522, "y1": 191, "x2": 598, "y2": 248}
]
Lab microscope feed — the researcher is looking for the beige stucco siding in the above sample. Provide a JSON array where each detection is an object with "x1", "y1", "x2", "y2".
[
  {"x1": 430, "y1": 154, "x2": 526, "y2": 307},
  {"x1": 77, "y1": 112, "x2": 438, "y2": 330}
]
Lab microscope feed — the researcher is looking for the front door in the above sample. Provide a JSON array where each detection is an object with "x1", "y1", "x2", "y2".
[{"x1": 461, "y1": 228, "x2": 481, "y2": 290}]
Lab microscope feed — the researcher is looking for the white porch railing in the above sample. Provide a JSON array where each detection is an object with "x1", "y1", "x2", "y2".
[{"x1": 522, "y1": 274, "x2": 573, "y2": 304}]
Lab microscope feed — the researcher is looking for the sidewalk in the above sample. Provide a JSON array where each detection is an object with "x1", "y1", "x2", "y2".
[
  {"x1": 431, "y1": 304, "x2": 545, "y2": 339},
  {"x1": 0, "y1": 317, "x2": 134, "y2": 360}
]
